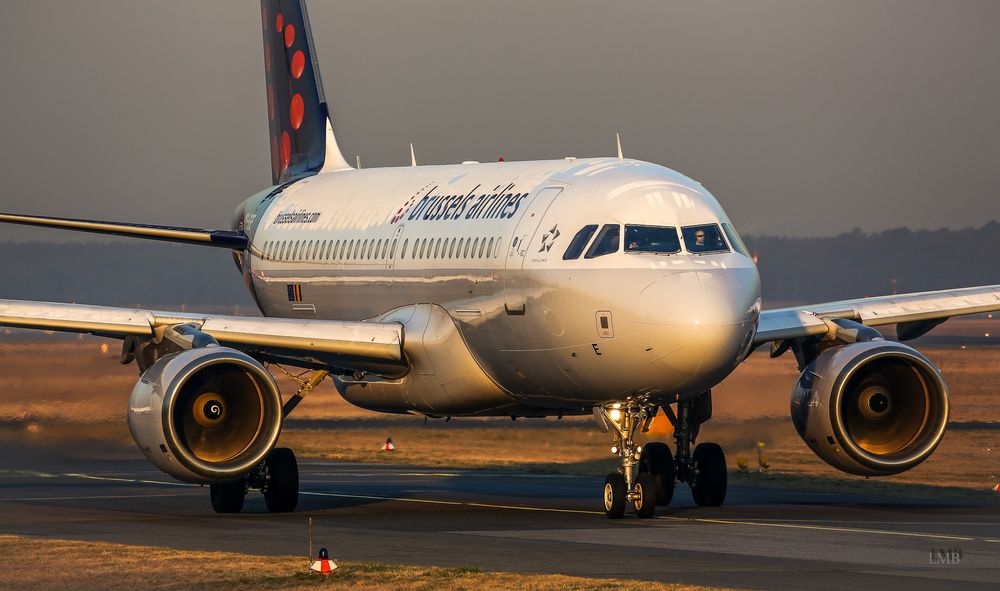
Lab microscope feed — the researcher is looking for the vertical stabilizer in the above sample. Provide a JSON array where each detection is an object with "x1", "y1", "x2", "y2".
[{"x1": 261, "y1": 0, "x2": 351, "y2": 185}]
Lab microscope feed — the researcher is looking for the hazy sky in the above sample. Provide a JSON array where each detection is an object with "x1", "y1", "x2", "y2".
[{"x1": 1, "y1": 0, "x2": 998, "y2": 241}]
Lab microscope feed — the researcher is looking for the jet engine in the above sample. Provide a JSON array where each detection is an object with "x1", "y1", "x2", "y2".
[
  {"x1": 127, "y1": 346, "x2": 283, "y2": 483},
  {"x1": 791, "y1": 340, "x2": 949, "y2": 476}
]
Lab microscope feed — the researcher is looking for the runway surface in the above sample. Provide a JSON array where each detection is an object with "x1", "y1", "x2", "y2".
[{"x1": 1, "y1": 453, "x2": 998, "y2": 590}]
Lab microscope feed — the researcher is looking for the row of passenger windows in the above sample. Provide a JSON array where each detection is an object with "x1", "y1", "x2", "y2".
[
  {"x1": 260, "y1": 235, "x2": 505, "y2": 263},
  {"x1": 563, "y1": 222, "x2": 750, "y2": 260}
]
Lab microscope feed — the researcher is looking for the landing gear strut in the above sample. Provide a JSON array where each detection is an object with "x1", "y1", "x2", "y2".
[
  {"x1": 209, "y1": 447, "x2": 299, "y2": 514},
  {"x1": 598, "y1": 392, "x2": 727, "y2": 518},
  {"x1": 598, "y1": 402, "x2": 659, "y2": 518},
  {"x1": 665, "y1": 391, "x2": 727, "y2": 507}
]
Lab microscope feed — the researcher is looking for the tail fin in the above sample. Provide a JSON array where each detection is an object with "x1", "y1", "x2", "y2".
[{"x1": 261, "y1": 0, "x2": 350, "y2": 184}]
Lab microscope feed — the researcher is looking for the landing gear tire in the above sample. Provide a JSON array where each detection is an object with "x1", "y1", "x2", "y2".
[
  {"x1": 210, "y1": 477, "x2": 246, "y2": 514},
  {"x1": 632, "y1": 473, "x2": 658, "y2": 518},
  {"x1": 691, "y1": 442, "x2": 727, "y2": 507},
  {"x1": 603, "y1": 472, "x2": 627, "y2": 519},
  {"x1": 264, "y1": 447, "x2": 299, "y2": 513},
  {"x1": 639, "y1": 442, "x2": 675, "y2": 506}
]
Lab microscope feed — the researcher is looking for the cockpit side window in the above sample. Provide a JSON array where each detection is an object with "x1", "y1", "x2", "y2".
[
  {"x1": 624, "y1": 225, "x2": 681, "y2": 254},
  {"x1": 563, "y1": 224, "x2": 599, "y2": 260},
  {"x1": 722, "y1": 223, "x2": 750, "y2": 257},
  {"x1": 682, "y1": 224, "x2": 729, "y2": 254},
  {"x1": 584, "y1": 224, "x2": 620, "y2": 259}
]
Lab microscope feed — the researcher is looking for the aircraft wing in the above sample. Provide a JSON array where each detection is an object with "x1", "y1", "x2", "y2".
[
  {"x1": 0, "y1": 299, "x2": 404, "y2": 374},
  {"x1": 0, "y1": 212, "x2": 248, "y2": 249},
  {"x1": 754, "y1": 284, "x2": 1000, "y2": 345}
]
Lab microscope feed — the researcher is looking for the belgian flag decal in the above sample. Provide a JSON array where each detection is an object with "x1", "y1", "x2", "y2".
[{"x1": 287, "y1": 283, "x2": 303, "y2": 302}]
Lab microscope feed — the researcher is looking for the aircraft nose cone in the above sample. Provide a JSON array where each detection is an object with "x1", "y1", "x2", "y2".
[{"x1": 637, "y1": 269, "x2": 760, "y2": 390}]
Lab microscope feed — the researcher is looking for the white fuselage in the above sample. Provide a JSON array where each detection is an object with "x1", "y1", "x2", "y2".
[{"x1": 237, "y1": 157, "x2": 761, "y2": 416}]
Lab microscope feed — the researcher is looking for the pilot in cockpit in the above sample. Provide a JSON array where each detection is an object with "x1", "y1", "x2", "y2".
[{"x1": 693, "y1": 230, "x2": 706, "y2": 248}]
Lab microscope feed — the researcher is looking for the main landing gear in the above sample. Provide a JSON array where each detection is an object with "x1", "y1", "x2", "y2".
[
  {"x1": 209, "y1": 447, "x2": 299, "y2": 514},
  {"x1": 597, "y1": 392, "x2": 727, "y2": 518}
]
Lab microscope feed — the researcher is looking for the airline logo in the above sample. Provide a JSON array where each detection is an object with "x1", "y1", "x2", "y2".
[{"x1": 395, "y1": 183, "x2": 530, "y2": 224}]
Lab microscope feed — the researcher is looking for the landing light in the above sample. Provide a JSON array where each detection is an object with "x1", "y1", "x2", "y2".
[{"x1": 609, "y1": 409, "x2": 622, "y2": 422}]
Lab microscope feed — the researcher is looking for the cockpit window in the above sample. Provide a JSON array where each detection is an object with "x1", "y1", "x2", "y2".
[
  {"x1": 624, "y1": 225, "x2": 681, "y2": 254},
  {"x1": 722, "y1": 222, "x2": 750, "y2": 257},
  {"x1": 563, "y1": 224, "x2": 599, "y2": 260},
  {"x1": 682, "y1": 224, "x2": 729, "y2": 254},
  {"x1": 584, "y1": 224, "x2": 620, "y2": 258}
]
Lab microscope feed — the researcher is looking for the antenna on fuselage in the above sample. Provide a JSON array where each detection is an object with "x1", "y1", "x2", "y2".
[
  {"x1": 410, "y1": 143, "x2": 417, "y2": 167},
  {"x1": 356, "y1": 155, "x2": 361, "y2": 169},
  {"x1": 616, "y1": 132, "x2": 624, "y2": 161}
]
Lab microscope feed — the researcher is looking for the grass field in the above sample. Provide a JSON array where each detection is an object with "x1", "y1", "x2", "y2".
[
  {"x1": 1, "y1": 321, "x2": 998, "y2": 497},
  {"x1": 0, "y1": 536, "x2": 732, "y2": 591}
]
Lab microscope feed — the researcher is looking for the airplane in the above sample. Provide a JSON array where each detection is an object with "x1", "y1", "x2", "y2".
[{"x1": 1, "y1": 0, "x2": 999, "y2": 518}]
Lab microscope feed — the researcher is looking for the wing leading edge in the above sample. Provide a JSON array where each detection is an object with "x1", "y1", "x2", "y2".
[
  {"x1": 754, "y1": 284, "x2": 1000, "y2": 345},
  {"x1": 0, "y1": 299, "x2": 403, "y2": 372}
]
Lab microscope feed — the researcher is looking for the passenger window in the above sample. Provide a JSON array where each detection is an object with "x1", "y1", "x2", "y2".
[
  {"x1": 488, "y1": 237, "x2": 494, "y2": 258},
  {"x1": 419, "y1": 239, "x2": 427, "y2": 259},
  {"x1": 434, "y1": 238, "x2": 441, "y2": 259},
  {"x1": 445, "y1": 238, "x2": 453, "y2": 258},
  {"x1": 722, "y1": 223, "x2": 750, "y2": 257},
  {"x1": 624, "y1": 225, "x2": 681, "y2": 254},
  {"x1": 463, "y1": 238, "x2": 471, "y2": 258},
  {"x1": 390, "y1": 239, "x2": 398, "y2": 259},
  {"x1": 584, "y1": 224, "x2": 620, "y2": 258},
  {"x1": 472, "y1": 238, "x2": 480, "y2": 258},
  {"x1": 399, "y1": 239, "x2": 406, "y2": 259},
  {"x1": 367, "y1": 240, "x2": 374, "y2": 259},
  {"x1": 563, "y1": 224, "x2": 599, "y2": 260},
  {"x1": 682, "y1": 224, "x2": 729, "y2": 254}
]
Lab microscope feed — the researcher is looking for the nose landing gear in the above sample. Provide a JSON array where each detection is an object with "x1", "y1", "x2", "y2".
[
  {"x1": 598, "y1": 391, "x2": 727, "y2": 518},
  {"x1": 598, "y1": 403, "x2": 659, "y2": 518}
]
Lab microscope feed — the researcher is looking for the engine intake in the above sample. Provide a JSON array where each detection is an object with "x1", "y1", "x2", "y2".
[
  {"x1": 791, "y1": 341, "x2": 949, "y2": 476},
  {"x1": 128, "y1": 347, "x2": 283, "y2": 483}
]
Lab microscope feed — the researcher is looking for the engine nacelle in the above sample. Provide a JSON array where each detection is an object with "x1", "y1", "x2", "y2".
[
  {"x1": 791, "y1": 340, "x2": 949, "y2": 476},
  {"x1": 128, "y1": 346, "x2": 283, "y2": 483}
]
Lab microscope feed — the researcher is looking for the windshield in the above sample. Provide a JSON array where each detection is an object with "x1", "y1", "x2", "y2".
[
  {"x1": 722, "y1": 222, "x2": 750, "y2": 257},
  {"x1": 624, "y1": 225, "x2": 681, "y2": 254},
  {"x1": 682, "y1": 224, "x2": 729, "y2": 254},
  {"x1": 563, "y1": 224, "x2": 599, "y2": 260},
  {"x1": 584, "y1": 224, "x2": 620, "y2": 258}
]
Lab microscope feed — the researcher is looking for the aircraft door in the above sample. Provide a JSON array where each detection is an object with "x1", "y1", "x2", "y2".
[
  {"x1": 386, "y1": 224, "x2": 405, "y2": 271},
  {"x1": 503, "y1": 186, "x2": 564, "y2": 314}
]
